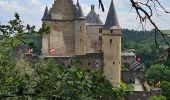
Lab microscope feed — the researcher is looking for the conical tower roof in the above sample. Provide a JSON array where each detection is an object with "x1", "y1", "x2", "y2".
[
  {"x1": 86, "y1": 5, "x2": 103, "y2": 24},
  {"x1": 42, "y1": 6, "x2": 50, "y2": 20},
  {"x1": 76, "y1": 0, "x2": 80, "y2": 7},
  {"x1": 75, "y1": 0, "x2": 84, "y2": 19},
  {"x1": 104, "y1": 0, "x2": 119, "y2": 29}
]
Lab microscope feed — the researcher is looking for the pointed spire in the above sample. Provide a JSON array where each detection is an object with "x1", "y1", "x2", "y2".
[
  {"x1": 76, "y1": 0, "x2": 80, "y2": 7},
  {"x1": 42, "y1": 6, "x2": 50, "y2": 20},
  {"x1": 104, "y1": 0, "x2": 119, "y2": 29},
  {"x1": 75, "y1": 0, "x2": 84, "y2": 19}
]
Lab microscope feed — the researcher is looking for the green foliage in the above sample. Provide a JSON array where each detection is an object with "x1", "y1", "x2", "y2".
[
  {"x1": 0, "y1": 13, "x2": 50, "y2": 50},
  {"x1": 0, "y1": 57, "x2": 125, "y2": 99},
  {"x1": 123, "y1": 29, "x2": 170, "y2": 99},
  {"x1": 121, "y1": 65, "x2": 129, "y2": 71},
  {"x1": 122, "y1": 29, "x2": 168, "y2": 68},
  {"x1": 124, "y1": 84, "x2": 134, "y2": 91},
  {"x1": 161, "y1": 81, "x2": 170, "y2": 100},
  {"x1": 148, "y1": 96, "x2": 166, "y2": 100},
  {"x1": 147, "y1": 64, "x2": 170, "y2": 84},
  {"x1": 24, "y1": 34, "x2": 42, "y2": 54},
  {"x1": 33, "y1": 59, "x2": 125, "y2": 99},
  {"x1": 0, "y1": 13, "x2": 125, "y2": 100},
  {"x1": 146, "y1": 65, "x2": 170, "y2": 99}
]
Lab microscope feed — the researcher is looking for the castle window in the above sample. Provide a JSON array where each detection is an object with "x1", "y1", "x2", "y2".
[
  {"x1": 80, "y1": 26, "x2": 82, "y2": 32},
  {"x1": 95, "y1": 60, "x2": 100, "y2": 67},
  {"x1": 113, "y1": 61, "x2": 115, "y2": 65},
  {"x1": 99, "y1": 28, "x2": 102, "y2": 33},
  {"x1": 99, "y1": 36, "x2": 102, "y2": 41},
  {"x1": 111, "y1": 30, "x2": 113, "y2": 34},
  {"x1": 88, "y1": 63, "x2": 91, "y2": 66},
  {"x1": 110, "y1": 39, "x2": 112, "y2": 44}
]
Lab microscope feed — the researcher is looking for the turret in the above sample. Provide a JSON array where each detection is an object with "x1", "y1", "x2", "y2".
[
  {"x1": 104, "y1": 0, "x2": 119, "y2": 28},
  {"x1": 86, "y1": 5, "x2": 102, "y2": 25},
  {"x1": 42, "y1": 6, "x2": 50, "y2": 20},
  {"x1": 42, "y1": 6, "x2": 51, "y2": 55},
  {"x1": 102, "y1": 0, "x2": 122, "y2": 87},
  {"x1": 75, "y1": 0, "x2": 84, "y2": 19},
  {"x1": 75, "y1": 0, "x2": 85, "y2": 54}
]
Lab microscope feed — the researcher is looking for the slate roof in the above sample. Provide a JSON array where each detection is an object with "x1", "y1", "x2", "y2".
[
  {"x1": 104, "y1": 0, "x2": 119, "y2": 29},
  {"x1": 42, "y1": 6, "x2": 50, "y2": 20},
  {"x1": 86, "y1": 5, "x2": 103, "y2": 25},
  {"x1": 75, "y1": 0, "x2": 84, "y2": 19}
]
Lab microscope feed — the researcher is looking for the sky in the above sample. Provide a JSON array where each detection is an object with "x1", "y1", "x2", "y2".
[{"x1": 0, "y1": 0, "x2": 170, "y2": 30}]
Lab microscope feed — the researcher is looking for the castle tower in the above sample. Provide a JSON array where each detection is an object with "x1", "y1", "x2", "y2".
[
  {"x1": 85, "y1": 5, "x2": 103, "y2": 53},
  {"x1": 42, "y1": 6, "x2": 50, "y2": 55},
  {"x1": 42, "y1": 0, "x2": 77, "y2": 56},
  {"x1": 102, "y1": 0, "x2": 122, "y2": 86},
  {"x1": 75, "y1": 0, "x2": 85, "y2": 54}
]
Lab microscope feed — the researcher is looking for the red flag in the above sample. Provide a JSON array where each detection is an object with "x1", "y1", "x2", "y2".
[
  {"x1": 50, "y1": 48, "x2": 55, "y2": 56},
  {"x1": 155, "y1": 81, "x2": 160, "y2": 88},
  {"x1": 28, "y1": 48, "x2": 33, "y2": 54},
  {"x1": 136, "y1": 57, "x2": 141, "y2": 62}
]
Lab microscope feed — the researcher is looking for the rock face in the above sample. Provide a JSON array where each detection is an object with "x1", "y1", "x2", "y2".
[{"x1": 41, "y1": 0, "x2": 122, "y2": 86}]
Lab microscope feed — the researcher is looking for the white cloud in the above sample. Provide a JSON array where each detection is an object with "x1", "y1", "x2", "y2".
[
  {"x1": 0, "y1": 0, "x2": 45, "y2": 29},
  {"x1": 0, "y1": 0, "x2": 169, "y2": 30}
]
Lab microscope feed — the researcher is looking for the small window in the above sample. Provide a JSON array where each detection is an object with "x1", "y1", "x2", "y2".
[
  {"x1": 99, "y1": 28, "x2": 103, "y2": 33},
  {"x1": 99, "y1": 36, "x2": 102, "y2": 41},
  {"x1": 111, "y1": 30, "x2": 113, "y2": 34},
  {"x1": 95, "y1": 60, "x2": 100, "y2": 67},
  {"x1": 88, "y1": 63, "x2": 91, "y2": 66},
  {"x1": 110, "y1": 39, "x2": 112, "y2": 44},
  {"x1": 113, "y1": 61, "x2": 115, "y2": 65}
]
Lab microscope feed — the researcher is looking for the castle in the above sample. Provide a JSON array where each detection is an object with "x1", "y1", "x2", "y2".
[{"x1": 41, "y1": 0, "x2": 121, "y2": 86}]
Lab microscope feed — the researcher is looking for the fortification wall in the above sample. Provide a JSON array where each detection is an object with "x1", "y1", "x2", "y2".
[
  {"x1": 121, "y1": 71, "x2": 145, "y2": 84},
  {"x1": 124, "y1": 90, "x2": 162, "y2": 100}
]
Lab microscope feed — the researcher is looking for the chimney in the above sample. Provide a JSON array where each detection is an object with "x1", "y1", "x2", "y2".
[{"x1": 91, "y1": 5, "x2": 95, "y2": 10}]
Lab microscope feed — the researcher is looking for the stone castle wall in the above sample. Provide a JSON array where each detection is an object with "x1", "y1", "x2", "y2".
[
  {"x1": 121, "y1": 71, "x2": 145, "y2": 84},
  {"x1": 44, "y1": 53, "x2": 103, "y2": 70},
  {"x1": 42, "y1": 20, "x2": 76, "y2": 56},
  {"x1": 125, "y1": 90, "x2": 162, "y2": 100},
  {"x1": 85, "y1": 25, "x2": 103, "y2": 53}
]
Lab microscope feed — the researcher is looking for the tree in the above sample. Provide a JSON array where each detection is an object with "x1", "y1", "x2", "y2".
[
  {"x1": 0, "y1": 13, "x2": 50, "y2": 49},
  {"x1": 0, "y1": 13, "x2": 126, "y2": 100},
  {"x1": 148, "y1": 96, "x2": 166, "y2": 100},
  {"x1": 147, "y1": 65, "x2": 170, "y2": 99},
  {"x1": 161, "y1": 81, "x2": 170, "y2": 100},
  {"x1": 33, "y1": 59, "x2": 126, "y2": 99},
  {"x1": 0, "y1": 13, "x2": 49, "y2": 99},
  {"x1": 147, "y1": 64, "x2": 170, "y2": 84}
]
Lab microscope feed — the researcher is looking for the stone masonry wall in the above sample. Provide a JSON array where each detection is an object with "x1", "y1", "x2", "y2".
[
  {"x1": 121, "y1": 71, "x2": 145, "y2": 84},
  {"x1": 124, "y1": 90, "x2": 162, "y2": 100},
  {"x1": 43, "y1": 53, "x2": 103, "y2": 70}
]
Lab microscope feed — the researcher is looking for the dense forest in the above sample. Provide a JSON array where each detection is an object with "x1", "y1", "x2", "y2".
[
  {"x1": 122, "y1": 29, "x2": 170, "y2": 68},
  {"x1": 122, "y1": 29, "x2": 170, "y2": 99}
]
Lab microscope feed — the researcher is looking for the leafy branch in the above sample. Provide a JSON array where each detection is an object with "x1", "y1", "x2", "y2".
[{"x1": 0, "y1": 13, "x2": 50, "y2": 48}]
